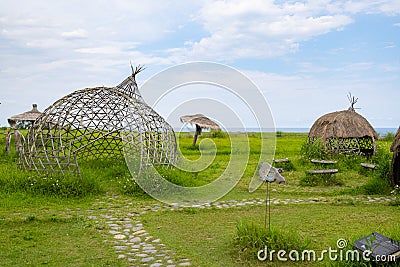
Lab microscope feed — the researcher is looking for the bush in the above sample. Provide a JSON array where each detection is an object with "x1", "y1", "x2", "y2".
[
  {"x1": 0, "y1": 168, "x2": 103, "y2": 198},
  {"x1": 337, "y1": 154, "x2": 363, "y2": 172},
  {"x1": 300, "y1": 172, "x2": 344, "y2": 187},
  {"x1": 233, "y1": 220, "x2": 310, "y2": 262},
  {"x1": 273, "y1": 160, "x2": 296, "y2": 171},
  {"x1": 300, "y1": 139, "x2": 325, "y2": 161},
  {"x1": 362, "y1": 177, "x2": 392, "y2": 195},
  {"x1": 372, "y1": 146, "x2": 392, "y2": 181},
  {"x1": 380, "y1": 132, "x2": 395, "y2": 142},
  {"x1": 389, "y1": 185, "x2": 400, "y2": 206},
  {"x1": 357, "y1": 145, "x2": 393, "y2": 195},
  {"x1": 209, "y1": 130, "x2": 228, "y2": 138}
]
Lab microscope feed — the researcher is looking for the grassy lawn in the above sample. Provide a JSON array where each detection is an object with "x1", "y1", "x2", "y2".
[
  {"x1": 0, "y1": 130, "x2": 399, "y2": 266},
  {"x1": 142, "y1": 204, "x2": 400, "y2": 266},
  {"x1": 0, "y1": 194, "x2": 123, "y2": 266}
]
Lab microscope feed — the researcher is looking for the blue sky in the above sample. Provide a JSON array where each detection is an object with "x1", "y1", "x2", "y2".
[{"x1": 0, "y1": 0, "x2": 399, "y2": 129}]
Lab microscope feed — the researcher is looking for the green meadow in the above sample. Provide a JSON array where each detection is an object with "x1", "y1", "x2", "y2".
[{"x1": 0, "y1": 131, "x2": 399, "y2": 266}]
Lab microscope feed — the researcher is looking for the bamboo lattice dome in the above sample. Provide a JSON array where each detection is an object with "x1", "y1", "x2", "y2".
[{"x1": 20, "y1": 67, "x2": 177, "y2": 175}]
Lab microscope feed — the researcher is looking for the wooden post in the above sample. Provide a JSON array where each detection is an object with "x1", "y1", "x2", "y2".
[
  {"x1": 192, "y1": 124, "x2": 202, "y2": 146},
  {"x1": 5, "y1": 129, "x2": 11, "y2": 153},
  {"x1": 14, "y1": 130, "x2": 22, "y2": 153}
]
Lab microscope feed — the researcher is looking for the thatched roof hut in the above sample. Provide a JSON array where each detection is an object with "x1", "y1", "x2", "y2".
[
  {"x1": 308, "y1": 96, "x2": 378, "y2": 155},
  {"x1": 8, "y1": 104, "x2": 42, "y2": 128},
  {"x1": 180, "y1": 114, "x2": 221, "y2": 146},
  {"x1": 390, "y1": 127, "x2": 400, "y2": 186},
  {"x1": 180, "y1": 114, "x2": 221, "y2": 130}
]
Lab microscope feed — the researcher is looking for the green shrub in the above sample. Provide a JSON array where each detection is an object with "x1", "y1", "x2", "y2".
[
  {"x1": 362, "y1": 177, "x2": 392, "y2": 195},
  {"x1": 389, "y1": 185, "x2": 400, "y2": 206},
  {"x1": 209, "y1": 130, "x2": 228, "y2": 138},
  {"x1": 380, "y1": 132, "x2": 395, "y2": 142},
  {"x1": 337, "y1": 154, "x2": 363, "y2": 172},
  {"x1": 233, "y1": 220, "x2": 310, "y2": 262},
  {"x1": 300, "y1": 139, "x2": 325, "y2": 161},
  {"x1": 0, "y1": 169, "x2": 103, "y2": 198},
  {"x1": 300, "y1": 172, "x2": 344, "y2": 187},
  {"x1": 357, "y1": 145, "x2": 393, "y2": 195},
  {"x1": 273, "y1": 160, "x2": 296, "y2": 171}
]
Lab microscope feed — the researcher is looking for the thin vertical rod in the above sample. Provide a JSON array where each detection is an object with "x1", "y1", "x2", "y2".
[
  {"x1": 264, "y1": 181, "x2": 270, "y2": 231},
  {"x1": 268, "y1": 182, "x2": 271, "y2": 233},
  {"x1": 264, "y1": 182, "x2": 267, "y2": 229}
]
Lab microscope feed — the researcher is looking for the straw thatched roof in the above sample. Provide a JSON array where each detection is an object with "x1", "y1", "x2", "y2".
[
  {"x1": 309, "y1": 110, "x2": 378, "y2": 140},
  {"x1": 180, "y1": 114, "x2": 221, "y2": 130},
  {"x1": 390, "y1": 127, "x2": 400, "y2": 153},
  {"x1": 8, "y1": 104, "x2": 42, "y2": 127}
]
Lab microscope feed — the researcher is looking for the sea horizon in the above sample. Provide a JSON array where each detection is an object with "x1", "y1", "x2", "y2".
[{"x1": 176, "y1": 127, "x2": 398, "y2": 136}]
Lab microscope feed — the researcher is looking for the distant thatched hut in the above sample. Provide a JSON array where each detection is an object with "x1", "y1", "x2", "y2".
[
  {"x1": 390, "y1": 127, "x2": 400, "y2": 186},
  {"x1": 7, "y1": 104, "x2": 42, "y2": 128},
  {"x1": 180, "y1": 114, "x2": 221, "y2": 146},
  {"x1": 308, "y1": 96, "x2": 378, "y2": 156}
]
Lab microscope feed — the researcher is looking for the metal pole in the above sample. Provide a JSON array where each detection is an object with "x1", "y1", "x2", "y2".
[
  {"x1": 268, "y1": 181, "x2": 271, "y2": 233},
  {"x1": 264, "y1": 182, "x2": 268, "y2": 229}
]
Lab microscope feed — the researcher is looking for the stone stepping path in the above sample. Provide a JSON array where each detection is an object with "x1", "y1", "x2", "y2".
[
  {"x1": 86, "y1": 195, "x2": 396, "y2": 266},
  {"x1": 87, "y1": 197, "x2": 192, "y2": 267}
]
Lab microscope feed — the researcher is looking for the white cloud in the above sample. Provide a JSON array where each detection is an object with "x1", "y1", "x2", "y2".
[
  {"x1": 343, "y1": 0, "x2": 400, "y2": 15},
  {"x1": 61, "y1": 28, "x2": 87, "y2": 39},
  {"x1": 75, "y1": 46, "x2": 122, "y2": 55},
  {"x1": 170, "y1": 0, "x2": 353, "y2": 61},
  {"x1": 0, "y1": 0, "x2": 399, "y2": 127}
]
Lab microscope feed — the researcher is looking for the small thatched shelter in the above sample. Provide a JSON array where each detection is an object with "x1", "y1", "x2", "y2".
[
  {"x1": 5, "y1": 104, "x2": 42, "y2": 153},
  {"x1": 8, "y1": 104, "x2": 42, "y2": 128},
  {"x1": 180, "y1": 114, "x2": 221, "y2": 146},
  {"x1": 390, "y1": 127, "x2": 400, "y2": 186},
  {"x1": 308, "y1": 96, "x2": 378, "y2": 156}
]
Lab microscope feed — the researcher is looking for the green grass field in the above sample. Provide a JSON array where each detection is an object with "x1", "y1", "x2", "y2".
[{"x1": 0, "y1": 131, "x2": 399, "y2": 266}]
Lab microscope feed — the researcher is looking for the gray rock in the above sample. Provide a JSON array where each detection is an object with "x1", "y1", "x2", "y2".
[
  {"x1": 130, "y1": 237, "x2": 141, "y2": 243},
  {"x1": 142, "y1": 256, "x2": 155, "y2": 262},
  {"x1": 114, "y1": 245, "x2": 128, "y2": 250},
  {"x1": 114, "y1": 234, "x2": 126, "y2": 240}
]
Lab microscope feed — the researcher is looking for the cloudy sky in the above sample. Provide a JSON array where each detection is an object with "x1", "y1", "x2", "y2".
[{"x1": 0, "y1": 0, "x2": 399, "y2": 129}]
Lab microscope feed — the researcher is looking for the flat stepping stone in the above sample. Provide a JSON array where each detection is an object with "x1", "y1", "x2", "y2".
[
  {"x1": 311, "y1": 159, "x2": 337, "y2": 164},
  {"x1": 142, "y1": 256, "x2": 155, "y2": 262},
  {"x1": 309, "y1": 169, "x2": 338, "y2": 174},
  {"x1": 132, "y1": 229, "x2": 146, "y2": 235},
  {"x1": 114, "y1": 234, "x2": 126, "y2": 240},
  {"x1": 130, "y1": 237, "x2": 141, "y2": 243},
  {"x1": 114, "y1": 245, "x2": 128, "y2": 250},
  {"x1": 361, "y1": 163, "x2": 377, "y2": 169}
]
